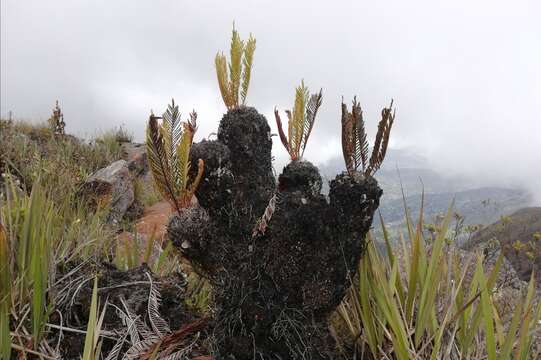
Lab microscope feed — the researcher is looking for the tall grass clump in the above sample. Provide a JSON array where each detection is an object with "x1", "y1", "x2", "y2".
[
  {"x1": 334, "y1": 199, "x2": 541, "y2": 359},
  {"x1": 0, "y1": 175, "x2": 115, "y2": 355}
]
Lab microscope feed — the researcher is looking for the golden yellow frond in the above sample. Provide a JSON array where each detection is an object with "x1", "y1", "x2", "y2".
[
  {"x1": 215, "y1": 53, "x2": 231, "y2": 108},
  {"x1": 291, "y1": 81, "x2": 309, "y2": 159},
  {"x1": 176, "y1": 127, "x2": 192, "y2": 196},
  {"x1": 214, "y1": 25, "x2": 257, "y2": 109},
  {"x1": 276, "y1": 81, "x2": 322, "y2": 160},
  {"x1": 229, "y1": 26, "x2": 244, "y2": 108},
  {"x1": 241, "y1": 34, "x2": 256, "y2": 105}
]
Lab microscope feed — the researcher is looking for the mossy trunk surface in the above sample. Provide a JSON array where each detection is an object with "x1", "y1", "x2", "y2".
[{"x1": 168, "y1": 107, "x2": 382, "y2": 359}]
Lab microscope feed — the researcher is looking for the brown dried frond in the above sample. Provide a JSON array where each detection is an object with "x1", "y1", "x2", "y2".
[
  {"x1": 138, "y1": 318, "x2": 209, "y2": 360},
  {"x1": 353, "y1": 98, "x2": 369, "y2": 172},
  {"x1": 366, "y1": 99, "x2": 395, "y2": 176},
  {"x1": 341, "y1": 100, "x2": 355, "y2": 174},
  {"x1": 341, "y1": 97, "x2": 368, "y2": 175},
  {"x1": 274, "y1": 108, "x2": 289, "y2": 153},
  {"x1": 302, "y1": 89, "x2": 323, "y2": 157},
  {"x1": 341, "y1": 97, "x2": 395, "y2": 176}
]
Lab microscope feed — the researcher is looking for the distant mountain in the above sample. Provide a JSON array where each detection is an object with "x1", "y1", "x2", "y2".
[
  {"x1": 317, "y1": 148, "x2": 532, "y2": 228},
  {"x1": 379, "y1": 187, "x2": 531, "y2": 227},
  {"x1": 318, "y1": 148, "x2": 469, "y2": 199}
]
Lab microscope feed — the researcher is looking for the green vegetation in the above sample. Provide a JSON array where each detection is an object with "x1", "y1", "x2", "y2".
[
  {"x1": 2, "y1": 116, "x2": 540, "y2": 358},
  {"x1": 81, "y1": 278, "x2": 105, "y2": 360},
  {"x1": 334, "y1": 200, "x2": 541, "y2": 359},
  {"x1": 215, "y1": 24, "x2": 256, "y2": 109},
  {"x1": 1, "y1": 120, "x2": 124, "y2": 203},
  {"x1": 146, "y1": 99, "x2": 204, "y2": 214},
  {"x1": 0, "y1": 120, "x2": 175, "y2": 357},
  {"x1": 274, "y1": 80, "x2": 323, "y2": 160},
  {"x1": 1, "y1": 25, "x2": 539, "y2": 359}
]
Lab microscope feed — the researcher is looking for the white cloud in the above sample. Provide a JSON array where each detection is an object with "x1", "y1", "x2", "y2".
[{"x1": 1, "y1": 0, "x2": 540, "y2": 201}]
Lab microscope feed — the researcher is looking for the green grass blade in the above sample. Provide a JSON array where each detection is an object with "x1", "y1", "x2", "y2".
[
  {"x1": 0, "y1": 221, "x2": 11, "y2": 360},
  {"x1": 82, "y1": 277, "x2": 98, "y2": 360},
  {"x1": 414, "y1": 200, "x2": 454, "y2": 346},
  {"x1": 498, "y1": 301, "x2": 522, "y2": 360},
  {"x1": 476, "y1": 257, "x2": 496, "y2": 360}
]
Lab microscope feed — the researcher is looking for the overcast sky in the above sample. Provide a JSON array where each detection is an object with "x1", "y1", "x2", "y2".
[{"x1": 1, "y1": 0, "x2": 540, "y2": 202}]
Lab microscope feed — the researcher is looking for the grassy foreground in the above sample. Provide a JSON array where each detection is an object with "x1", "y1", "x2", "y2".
[{"x1": 1, "y1": 120, "x2": 540, "y2": 359}]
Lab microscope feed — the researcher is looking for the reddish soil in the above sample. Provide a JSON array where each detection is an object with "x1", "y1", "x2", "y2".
[
  {"x1": 119, "y1": 200, "x2": 173, "y2": 244},
  {"x1": 134, "y1": 200, "x2": 174, "y2": 241}
]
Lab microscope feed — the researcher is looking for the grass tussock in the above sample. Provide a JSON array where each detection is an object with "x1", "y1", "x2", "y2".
[
  {"x1": 0, "y1": 120, "x2": 143, "y2": 358},
  {"x1": 334, "y1": 200, "x2": 541, "y2": 359}
]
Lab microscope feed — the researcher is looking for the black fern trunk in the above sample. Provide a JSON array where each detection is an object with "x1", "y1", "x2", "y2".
[{"x1": 168, "y1": 107, "x2": 382, "y2": 359}]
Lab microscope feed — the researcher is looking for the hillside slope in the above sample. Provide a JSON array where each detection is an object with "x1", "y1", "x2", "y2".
[{"x1": 463, "y1": 207, "x2": 541, "y2": 284}]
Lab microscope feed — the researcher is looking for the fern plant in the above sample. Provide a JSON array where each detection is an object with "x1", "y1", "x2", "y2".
[
  {"x1": 274, "y1": 80, "x2": 323, "y2": 161},
  {"x1": 215, "y1": 25, "x2": 256, "y2": 109},
  {"x1": 146, "y1": 99, "x2": 204, "y2": 215},
  {"x1": 341, "y1": 97, "x2": 395, "y2": 177}
]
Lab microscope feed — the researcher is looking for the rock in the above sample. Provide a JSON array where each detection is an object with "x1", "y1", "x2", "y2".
[
  {"x1": 121, "y1": 142, "x2": 148, "y2": 175},
  {"x1": 81, "y1": 159, "x2": 134, "y2": 224}
]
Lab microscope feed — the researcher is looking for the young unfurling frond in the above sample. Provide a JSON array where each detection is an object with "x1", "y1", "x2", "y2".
[
  {"x1": 215, "y1": 24, "x2": 257, "y2": 109},
  {"x1": 341, "y1": 98, "x2": 395, "y2": 177},
  {"x1": 146, "y1": 100, "x2": 204, "y2": 214},
  {"x1": 274, "y1": 81, "x2": 323, "y2": 161}
]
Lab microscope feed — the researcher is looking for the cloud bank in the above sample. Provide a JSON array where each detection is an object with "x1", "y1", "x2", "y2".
[{"x1": 2, "y1": 0, "x2": 540, "y2": 201}]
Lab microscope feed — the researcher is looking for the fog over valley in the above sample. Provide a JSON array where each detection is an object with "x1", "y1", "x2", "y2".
[{"x1": 2, "y1": 0, "x2": 540, "y2": 204}]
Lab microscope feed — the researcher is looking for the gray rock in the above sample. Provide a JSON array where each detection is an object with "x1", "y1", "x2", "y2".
[
  {"x1": 121, "y1": 142, "x2": 148, "y2": 175},
  {"x1": 82, "y1": 159, "x2": 134, "y2": 224}
]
